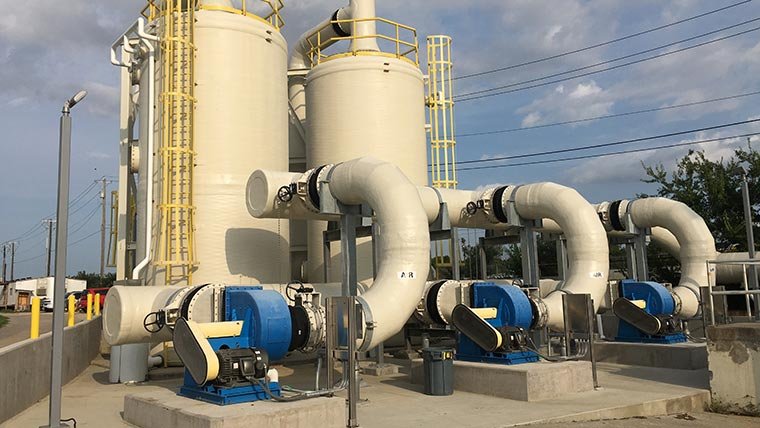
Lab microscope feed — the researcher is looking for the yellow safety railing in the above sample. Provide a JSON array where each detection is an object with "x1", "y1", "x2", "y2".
[
  {"x1": 304, "y1": 17, "x2": 419, "y2": 68},
  {"x1": 143, "y1": 1, "x2": 284, "y2": 30}
]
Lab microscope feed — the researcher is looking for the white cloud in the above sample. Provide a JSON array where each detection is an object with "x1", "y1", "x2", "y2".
[{"x1": 516, "y1": 80, "x2": 615, "y2": 126}]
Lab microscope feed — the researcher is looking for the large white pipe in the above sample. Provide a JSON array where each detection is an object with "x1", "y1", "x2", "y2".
[
  {"x1": 327, "y1": 157, "x2": 430, "y2": 349},
  {"x1": 612, "y1": 198, "x2": 717, "y2": 318},
  {"x1": 249, "y1": 157, "x2": 430, "y2": 350},
  {"x1": 648, "y1": 228, "x2": 755, "y2": 285},
  {"x1": 103, "y1": 286, "x2": 188, "y2": 345},
  {"x1": 289, "y1": 0, "x2": 379, "y2": 131},
  {"x1": 507, "y1": 184, "x2": 610, "y2": 330},
  {"x1": 132, "y1": 18, "x2": 158, "y2": 281}
]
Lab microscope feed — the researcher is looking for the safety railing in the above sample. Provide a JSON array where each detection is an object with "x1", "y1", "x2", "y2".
[
  {"x1": 706, "y1": 258, "x2": 760, "y2": 325},
  {"x1": 142, "y1": 1, "x2": 284, "y2": 30},
  {"x1": 305, "y1": 17, "x2": 419, "y2": 68}
]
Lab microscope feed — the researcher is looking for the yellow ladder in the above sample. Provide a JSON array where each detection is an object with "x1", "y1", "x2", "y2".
[
  {"x1": 156, "y1": 0, "x2": 197, "y2": 285},
  {"x1": 427, "y1": 35, "x2": 457, "y2": 190},
  {"x1": 427, "y1": 35, "x2": 458, "y2": 272}
]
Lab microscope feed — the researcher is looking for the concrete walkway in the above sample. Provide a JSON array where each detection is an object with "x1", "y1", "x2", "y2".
[
  {"x1": 526, "y1": 413, "x2": 759, "y2": 427},
  {"x1": 0, "y1": 312, "x2": 87, "y2": 349},
  {"x1": 3, "y1": 357, "x2": 718, "y2": 428}
]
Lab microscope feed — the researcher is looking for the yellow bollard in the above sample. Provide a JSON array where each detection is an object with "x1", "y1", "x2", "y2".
[
  {"x1": 86, "y1": 293, "x2": 93, "y2": 321},
  {"x1": 67, "y1": 294, "x2": 76, "y2": 327},
  {"x1": 30, "y1": 297, "x2": 40, "y2": 339},
  {"x1": 94, "y1": 293, "x2": 101, "y2": 317}
]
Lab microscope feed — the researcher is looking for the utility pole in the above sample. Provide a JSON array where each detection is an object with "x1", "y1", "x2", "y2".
[
  {"x1": 44, "y1": 219, "x2": 56, "y2": 277},
  {"x1": 98, "y1": 177, "x2": 107, "y2": 279},
  {"x1": 9, "y1": 242, "x2": 16, "y2": 281},
  {"x1": 2, "y1": 244, "x2": 6, "y2": 283}
]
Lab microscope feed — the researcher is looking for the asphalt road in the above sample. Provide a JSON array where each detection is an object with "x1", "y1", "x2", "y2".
[{"x1": 0, "y1": 311, "x2": 87, "y2": 349}]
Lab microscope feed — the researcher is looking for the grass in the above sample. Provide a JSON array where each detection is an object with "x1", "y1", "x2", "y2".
[{"x1": 0, "y1": 314, "x2": 7, "y2": 329}]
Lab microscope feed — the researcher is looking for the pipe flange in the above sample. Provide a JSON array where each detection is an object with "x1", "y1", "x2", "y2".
[
  {"x1": 670, "y1": 291, "x2": 683, "y2": 316},
  {"x1": 529, "y1": 296, "x2": 549, "y2": 329},
  {"x1": 184, "y1": 284, "x2": 226, "y2": 323},
  {"x1": 436, "y1": 280, "x2": 469, "y2": 325},
  {"x1": 301, "y1": 165, "x2": 333, "y2": 213},
  {"x1": 477, "y1": 187, "x2": 506, "y2": 224},
  {"x1": 299, "y1": 301, "x2": 325, "y2": 353}
]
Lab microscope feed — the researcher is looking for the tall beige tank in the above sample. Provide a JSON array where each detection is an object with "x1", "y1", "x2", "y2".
[
  {"x1": 138, "y1": 6, "x2": 290, "y2": 286},
  {"x1": 305, "y1": 55, "x2": 428, "y2": 282}
]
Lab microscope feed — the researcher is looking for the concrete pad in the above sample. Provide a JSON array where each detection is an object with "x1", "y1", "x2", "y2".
[
  {"x1": 124, "y1": 389, "x2": 345, "y2": 428},
  {"x1": 594, "y1": 341, "x2": 708, "y2": 370},
  {"x1": 5, "y1": 358, "x2": 711, "y2": 428},
  {"x1": 707, "y1": 323, "x2": 760, "y2": 415},
  {"x1": 361, "y1": 363, "x2": 400, "y2": 376},
  {"x1": 410, "y1": 359, "x2": 594, "y2": 401}
]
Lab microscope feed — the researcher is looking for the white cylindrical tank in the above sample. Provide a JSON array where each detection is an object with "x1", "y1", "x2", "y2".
[
  {"x1": 305, "y1": 55, "x2": 428, "y2": 282},
  {"x1": 138, "y1": 5, "x2": 291, "y2": 286}
]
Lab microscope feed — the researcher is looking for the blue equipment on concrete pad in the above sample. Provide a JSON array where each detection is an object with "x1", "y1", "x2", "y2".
[
  {"x1": 613, "y1": 279, "x2": 686, "y2": 344},
  {"x1": 174, "y1": 287, "x2": 292, "y2": 405},
  {"x1": 451, "y1": 282, "x2": 539, "y2": 365}
]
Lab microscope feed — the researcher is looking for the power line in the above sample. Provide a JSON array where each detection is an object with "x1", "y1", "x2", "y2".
[
  {"x1": 457, "y1": 25, "x2": 760, "y2": 102},
  {"x1": 457, "y1": 90, "x2": 760, "y2": 138},
  {"x1": 457, "y1": 118, "x2": 760, "y2": 165},
  {"x1": 457, "y1": 17, "x2": 760, "y2": 99},
  {"x1": 458, "y1": 132, "x2": 759, "y2": 172},
  {"x1": 454, "y1": 0, "x2": 752, "y2": 80},
  {"x1": 14, "y1": 229, "x2": 101, "y2": 265},
  {"x1": 1, "y1": 180, "x2": 99, "y2": 244}
]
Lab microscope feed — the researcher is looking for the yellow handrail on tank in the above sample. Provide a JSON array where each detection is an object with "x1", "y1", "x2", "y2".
[
  {"x1": 304, "y1": 17, "x2": 419, "y2": 68},
  {"x1": 154, "y1": 0, "x2": 198, "y2": 285},
  {"x1": 143, "y1": 1, "x2": 285, "y2": 30}
]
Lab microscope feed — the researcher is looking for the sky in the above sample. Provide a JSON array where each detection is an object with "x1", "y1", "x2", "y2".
[{"x1": 1, "y1": 0, "x2": 759, "y2": 278}]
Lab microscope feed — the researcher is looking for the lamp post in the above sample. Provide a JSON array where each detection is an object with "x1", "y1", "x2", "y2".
[
  {"x1": 45, "y1": 90, "x2": 87, "y2": 428},
  {"x1": 740, "y1": 169, "x2": 759, "y2": 317}
]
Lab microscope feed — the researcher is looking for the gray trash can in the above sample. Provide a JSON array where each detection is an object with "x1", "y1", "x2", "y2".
[{"x1": 421, "y1": 347, "x2": 454, "y2": 396}]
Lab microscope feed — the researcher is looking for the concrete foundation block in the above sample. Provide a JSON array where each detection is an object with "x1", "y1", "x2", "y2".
[
  {"x1": 361, "y1": 363, "x2": 400, "y2": 376},
  {"x1": 124, "y1": 389, "x2": 345, "y2": 428},
  {"x1": 593, "y1": 341, "x2": 708, "y2": 370},
  {"x1": 707, "y1": 323, "x2": 760, "y2": 415},
  {"x1": 410, "y1": 359, "x2": 593, "y2": 401}
]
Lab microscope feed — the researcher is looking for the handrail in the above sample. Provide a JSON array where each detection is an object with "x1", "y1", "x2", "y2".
[
  {"x1": 706, "y1": 259, "x2": 759, "y2": 325},
  {"x1": 304, "y1": 17, "x2": 419, "y2": 68},
  {"x1": 142, "y1": 1, "x2": 285, "y2": 30}
]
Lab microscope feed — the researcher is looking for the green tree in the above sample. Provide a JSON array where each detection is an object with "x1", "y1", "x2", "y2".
[
  {"x1": 642, "y1": 144, "x2": 760, "y2": 252},
  {"x1": 72, "y1": 271, "x2": 116, "y2": 288}
]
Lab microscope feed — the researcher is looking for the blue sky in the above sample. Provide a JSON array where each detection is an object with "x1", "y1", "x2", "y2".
[{"x1": 1, "y1": 0, "x2": 759, "y2": 278}]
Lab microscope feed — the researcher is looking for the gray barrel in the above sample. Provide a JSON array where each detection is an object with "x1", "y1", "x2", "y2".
[{"x1": 421, "y1": 347, "x2": 454, "y2": 396}]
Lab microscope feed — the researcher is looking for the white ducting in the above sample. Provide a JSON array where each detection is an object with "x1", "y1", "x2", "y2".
[
  {"x1": 249, "y1": 157, "x2": 430, "y2": 350},
  {"x1": 507, "y1": 184, "x2": 610, "y2": 330},
  {"x1": 616, "y1": 198, "x2": 717, "y2": 318},
  {"x1": 289, "y1": 0, "x2": 379, "y2": 71},
  {"x1": 103, "y1": 286, "x2": 189, "y2": 345},
  {"x1": 132, "y1": 18, "x2": 159, "y2": 281}
]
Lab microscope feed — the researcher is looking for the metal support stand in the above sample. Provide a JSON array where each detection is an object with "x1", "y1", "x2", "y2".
[
  {"x1": 520, "y1": 226, "x2": 540, "y2": 288},
  {"x1": 562, "y1": 294, "x2": 599, "y2": 389}
]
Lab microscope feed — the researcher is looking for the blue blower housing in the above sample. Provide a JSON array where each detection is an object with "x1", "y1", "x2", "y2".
[{"x1": 225, "y1": 286, "x2": 292, "y2": 361}]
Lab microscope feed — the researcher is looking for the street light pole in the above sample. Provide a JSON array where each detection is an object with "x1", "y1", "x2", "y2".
[
  {"x1": 45, "y1": 90, "x2": 86, "y2": 428},
  {"x1": 741, "y1": 171, "x2": 759, "y2": 317}
]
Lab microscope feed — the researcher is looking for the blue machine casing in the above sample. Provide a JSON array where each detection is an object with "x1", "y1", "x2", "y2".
[
  {"x1": 178, "y1": 286, "x2": 292, "y2": 405},
  {"x1": 615, "y1": 280, "x2": 686, "y2": 344},
  {"x1": 456, "y1": 282, "x2": 539, "y2": 365}
]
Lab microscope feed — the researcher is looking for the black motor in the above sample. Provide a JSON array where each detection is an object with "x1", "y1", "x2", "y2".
[{"x1": 216, "y1": 348, "x2": 269, "y2": 387}]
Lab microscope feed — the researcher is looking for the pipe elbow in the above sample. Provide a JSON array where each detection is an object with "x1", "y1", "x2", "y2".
[{"x1": 326, "y1": 157, "x2": 430, "y2": 350}]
